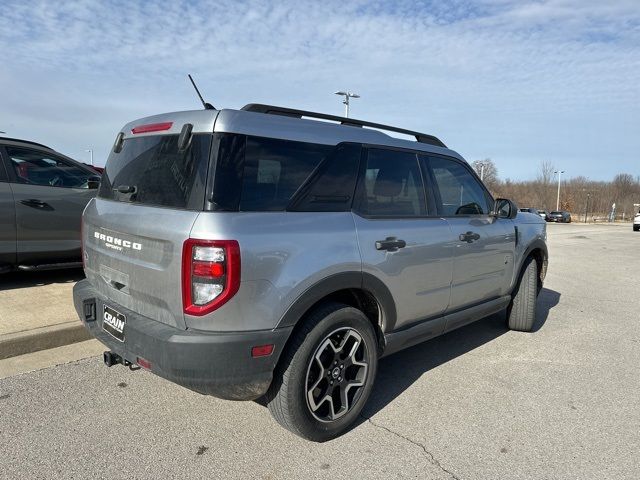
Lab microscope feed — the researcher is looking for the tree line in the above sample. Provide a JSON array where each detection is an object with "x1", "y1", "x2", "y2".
[{"x1": 471, "y1": 159, "x2": 640, "y2": 221}]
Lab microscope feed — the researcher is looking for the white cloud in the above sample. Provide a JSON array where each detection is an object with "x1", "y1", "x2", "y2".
[{"x1": 0, "y1": 0, "x2": 638, "y2": 179}]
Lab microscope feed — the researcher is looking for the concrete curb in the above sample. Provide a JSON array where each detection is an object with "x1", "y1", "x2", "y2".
[{"x1": 0, "y1": 322, "x2": 92, "y2": 360}]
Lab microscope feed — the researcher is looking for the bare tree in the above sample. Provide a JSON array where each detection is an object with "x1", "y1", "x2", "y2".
[
  {"x1": 471, "y1": 159, "x2": 499, "y2": 192},
  {"x1": 537, "y1": 161, "x2": 555, "y2": 186},
  {"x1": 534, "y1": 161, "x2": 556, "y2": 210}
]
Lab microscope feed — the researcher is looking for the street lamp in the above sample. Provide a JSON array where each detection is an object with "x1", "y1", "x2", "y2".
[
  {"x1": 334, "y1": 91, "x2": 360, "y2": 118},
  {"x1": 85, "y1": 149, "x2": 93, "y2": 166},
  {"x1": 477, "y1": 162, "x2": 486, "y2": 181},
  {"x1": 584, "y1": 192, "x2": 591, "y2": 223},
  {"x1": 554, "y1": 170, "x2": 565, "y2": 211}
]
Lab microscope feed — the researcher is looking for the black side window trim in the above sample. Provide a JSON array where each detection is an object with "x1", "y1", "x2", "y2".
[
  {"x1": 423, "y1": 154, "x2": 495, "y2": 217},
  {"x1": 0, "y1": 146, "x2": 9, "y2": 182}
]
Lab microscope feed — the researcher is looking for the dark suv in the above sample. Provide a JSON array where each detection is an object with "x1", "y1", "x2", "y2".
[
  {"x1": 0, "y1": 137, "x2": 100, "y2": 273},
  {"x1": 547, "y1": 211, "x2": 571, "y2": 223}
]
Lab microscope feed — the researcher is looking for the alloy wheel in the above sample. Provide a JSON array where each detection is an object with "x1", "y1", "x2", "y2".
[{"x1": 305, "y1": 327, "x2": 369, "y2": 422}]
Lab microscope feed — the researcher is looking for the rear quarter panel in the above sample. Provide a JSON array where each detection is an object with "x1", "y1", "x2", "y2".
[{"x1": 187, "y1": 211, "x2": 362, "y2": 332}]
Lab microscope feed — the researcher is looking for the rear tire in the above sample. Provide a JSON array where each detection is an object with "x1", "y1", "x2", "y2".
[
  {"x1": 507, "y1": 257, "x2": 538, "y2": 332},
  {"x1": 265, "y1": 302, "x2": 378, "y2": 442}
]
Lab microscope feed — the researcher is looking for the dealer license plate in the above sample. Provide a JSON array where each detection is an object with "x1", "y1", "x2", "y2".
[{"x1": 102, "y1": 304, "x2": 126, "y2": 342}]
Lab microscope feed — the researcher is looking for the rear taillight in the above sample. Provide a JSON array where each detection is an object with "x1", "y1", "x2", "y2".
[{"x1": 182, "y1": 239, "x2": 240, "y2": 316}]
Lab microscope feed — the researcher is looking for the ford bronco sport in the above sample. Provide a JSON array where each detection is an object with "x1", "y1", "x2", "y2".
[{"x1": 73, "y1": 104, "x2": 548, "y2": 441}]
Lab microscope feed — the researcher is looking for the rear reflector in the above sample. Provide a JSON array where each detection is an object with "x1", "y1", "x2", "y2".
[
  {"x1": 251, "y1": 344, "x2": 274, "y2": 358},
  {"x1": 192, "y1": 261, "x2": 225, "y2": 278},
  {"x1": 131, "y1": 122, "x2": 173, "y2": 134},
  {"x1": 136, "y1": 357, "x2": 152, "y2": 370}
]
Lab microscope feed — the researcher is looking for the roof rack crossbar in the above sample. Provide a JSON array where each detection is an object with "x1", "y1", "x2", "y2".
[{"x1": 241, "y1": 104, "x2": 446, "y2": 148}]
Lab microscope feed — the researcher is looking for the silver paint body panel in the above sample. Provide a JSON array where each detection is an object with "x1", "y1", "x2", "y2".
[{"x1": 83, "y1": 107, "x2": 547, "y2": 344}]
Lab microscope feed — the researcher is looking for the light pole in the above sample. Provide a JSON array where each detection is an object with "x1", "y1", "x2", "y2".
[
  {"x1": 85, "y1": 149, "x2": 93, "y2": 166},
  {"x1": 334, "y1": 91, "x2": 360, "y2": 118},
  {"x1": 478, "y1": 162, "x2": 485, "y2": 181},
  {"x1": 584, "y1": 192, "x2": 590, "y2": 223},
  {"x1": 554, "y1": 170, "x2": 565, "y2": 211}
]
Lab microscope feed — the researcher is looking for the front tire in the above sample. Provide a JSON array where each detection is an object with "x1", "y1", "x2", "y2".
[
  {"x1": 265, "y1": 302, "x2": 378, "y2": 442},
  {"x1": 507, "y1": 257, "x2": 538, "y2": 332},
  {"x1": 634, "y1": 225, "x2": 639, "y2": 232}
]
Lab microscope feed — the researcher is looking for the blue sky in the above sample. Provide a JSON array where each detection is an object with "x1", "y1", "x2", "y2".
[{"x1": 0, "y1": 0, "x2": 638, "y2": 180}]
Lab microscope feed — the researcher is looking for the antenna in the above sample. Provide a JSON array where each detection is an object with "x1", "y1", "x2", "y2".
[{"x1": 188, "y1": 74, "x2": 215, "y2": 110}]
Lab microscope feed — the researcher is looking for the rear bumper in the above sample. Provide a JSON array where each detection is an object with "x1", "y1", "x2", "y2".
[{"x1": 73, "y1": 279, "x2": 291, "y2": 400}]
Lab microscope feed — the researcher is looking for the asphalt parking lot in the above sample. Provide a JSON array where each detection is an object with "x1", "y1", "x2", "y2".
[{"x1": 0, "y1": 223, "x2": 638, "y2": 479}]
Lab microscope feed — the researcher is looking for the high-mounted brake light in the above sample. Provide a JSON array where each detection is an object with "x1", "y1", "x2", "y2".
[
  {"x1": 131, "y1": 122, "x2": 173, "y2": 134},
  {"x1": 182, "y1": 239, "x2": 240, "y2": 316}
]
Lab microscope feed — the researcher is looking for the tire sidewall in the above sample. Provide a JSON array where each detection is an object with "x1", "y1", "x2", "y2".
[{"x1": 507, "y1": 256, "x2": 537, "y2": 331}]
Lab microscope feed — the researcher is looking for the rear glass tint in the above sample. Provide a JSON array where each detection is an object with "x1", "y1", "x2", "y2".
[
  {"x1": 98, "y1": 134, "x2": 211, "y2": 210},
  {"x1": 240, "y1": 137, "x2": 332, "y2": 211},
  {"x1": 209, "y1": 134, "x2": 334, "y2": 212}
]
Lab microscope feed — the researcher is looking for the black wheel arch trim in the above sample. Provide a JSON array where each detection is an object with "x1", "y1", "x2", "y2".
[
  {"x1": 275, "y1": 271, "x2": 397, "y2": 332},
  {"x1": 512, "y1": 239, "x2": 548, "y2": 291}
]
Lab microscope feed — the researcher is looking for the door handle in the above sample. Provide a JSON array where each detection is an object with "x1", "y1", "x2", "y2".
[
  {"x1": 375, "y1": 237, "x2": 407, "y2": 252},
  {"x1": 20, "y1": 199, "x2": 49, "y2": 209},
  {"x1": 459, "y1": 231, "x2": 480, "y2": 243}
]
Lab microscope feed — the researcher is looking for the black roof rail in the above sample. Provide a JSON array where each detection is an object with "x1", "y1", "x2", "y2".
[
  {"x1": 241, "y1": 104, "x2": 446, "y2": 148},
  {"x1": 0, "y1": 136, "x2": 52, "y2": 150}
]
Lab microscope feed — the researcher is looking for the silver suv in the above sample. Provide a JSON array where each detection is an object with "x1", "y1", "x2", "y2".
[{"x1": 73, "y1": 104, "x2": 548, "y2": 441}]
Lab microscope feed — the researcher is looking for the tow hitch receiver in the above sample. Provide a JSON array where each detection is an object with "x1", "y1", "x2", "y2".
[{"x1": 103, "y1": 351, "x2": 139, "y2": 370}]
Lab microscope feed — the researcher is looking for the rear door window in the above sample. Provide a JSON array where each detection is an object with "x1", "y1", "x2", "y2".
[
  {"x1": 98, "y1": 134, "x2": 211, "y2": 210},
  {"x1": 354, "y1": 149, "x2": 427, "y2": 217},
  {"x1": 288, "y1": 143, "x2": 361, "y2": 212},
  {"x1": 6, "y1": 147, "x2": 93, "y2": 188}
]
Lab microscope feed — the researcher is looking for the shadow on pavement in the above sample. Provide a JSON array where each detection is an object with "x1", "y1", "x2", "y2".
[
  {"x1": 0, "y1": 269, "x2": 84, "y2": 291},
  {"x1": 533, "y1": 287, "x2": 561, "y2": 332},
  {"x1": 359, "y1": 287, "x2": 561, "y2": 420}
]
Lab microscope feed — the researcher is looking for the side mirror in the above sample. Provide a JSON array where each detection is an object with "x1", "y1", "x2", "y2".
[
  {"x1": 87, "y1": 175, "x2": 101, "y2": 190},
  {"x1": 494, "y1": 198, "x2": 517, "y2": 219}
]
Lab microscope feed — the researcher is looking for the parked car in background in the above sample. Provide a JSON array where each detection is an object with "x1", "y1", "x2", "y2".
[
  {"x1": 0, "y1": 137, "x2": 101, "y2": 273},
  {"x1": 633, "y1": 208, "x2": 639, "y2": 231},
  {"x1": 519, "y1": 207, "x2": 539, "y2": 215},
  {"x1": 547, "y1": 211, "x2": 571, "y2": 223},
  {"x1": 537, "y1": 209, "x2": 548, "y2": 220}
]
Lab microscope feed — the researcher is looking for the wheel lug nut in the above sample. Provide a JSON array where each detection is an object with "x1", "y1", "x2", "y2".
[
  {"x1": 338, "y1": 376, "x2": 342, "y2": 382},
  {"x1": 340, "y1": 364, "x2": 344, "y2": 369},
  {"x1": 330, "y1": 381, "x2": 334, "y2": 385}
]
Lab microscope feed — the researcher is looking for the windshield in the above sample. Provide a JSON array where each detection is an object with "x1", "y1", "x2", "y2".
[{"x1": 98, "y1": 134, "x2": 211, "y2": 210}]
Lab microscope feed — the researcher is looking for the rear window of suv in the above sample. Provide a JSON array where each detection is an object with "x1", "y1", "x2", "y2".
[
  {"x1": 98, "y1": 134, "x2": 211, "y2": 210},
  {"x1": 209, "y1": 134, "x2": 341, "y2": 212}
]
